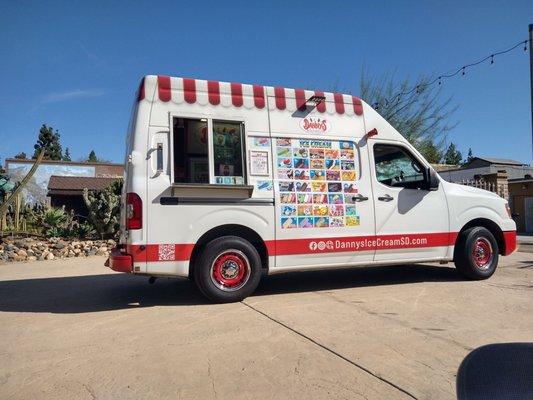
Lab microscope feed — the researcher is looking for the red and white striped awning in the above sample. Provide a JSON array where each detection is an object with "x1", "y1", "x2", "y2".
[{"x1": 138, "y1": 75, "x2": 363, "y2": 116}]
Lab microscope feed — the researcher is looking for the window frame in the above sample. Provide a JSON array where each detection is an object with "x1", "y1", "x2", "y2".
[
  {"x1": 372, "y1": 142, "x2": 429, "y2": 190},
  {"x1": 169, "y1": 113, "x2": 248, "y2": 187}
]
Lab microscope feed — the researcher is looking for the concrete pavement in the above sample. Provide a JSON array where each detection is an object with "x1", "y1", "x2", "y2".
[{"x1": 0, "y1": 252, "x2": 532, "y2": 399}]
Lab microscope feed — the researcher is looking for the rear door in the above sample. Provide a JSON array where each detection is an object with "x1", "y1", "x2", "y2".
[{"x1": 369, "y1": 141, "x2": 449, "y2": 261}]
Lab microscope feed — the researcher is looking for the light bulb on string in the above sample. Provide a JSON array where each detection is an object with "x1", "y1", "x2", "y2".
[
  {"x1": 490, "y1": 55, "x2": 494, "y2": 65},
  {"x1": 462, "y1": 67, "x2": 466, "y2": 76},
  {"x1": 525, "y1": 40, "x2": 528, "y2": 52}
]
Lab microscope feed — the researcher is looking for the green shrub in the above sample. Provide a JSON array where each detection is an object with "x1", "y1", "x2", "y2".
[{"x1": 83, "y1": 179, "x2": 123, "y2": 239}]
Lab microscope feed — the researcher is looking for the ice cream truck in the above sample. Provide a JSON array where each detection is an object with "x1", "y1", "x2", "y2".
[{"x1": 107, "y1": 75, "x2": 517, "y2": 302}]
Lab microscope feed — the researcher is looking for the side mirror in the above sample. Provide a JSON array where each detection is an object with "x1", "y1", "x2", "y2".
[{"x1": 427, "y1": 168, "x2": 440, "y2": 191}]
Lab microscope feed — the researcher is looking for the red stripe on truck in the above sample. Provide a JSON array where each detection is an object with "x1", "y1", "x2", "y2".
[
  {"x1": 253, "y1": 85, "x2": 265, "y2": 108},
  {"x1": 183, "y1": 78, "x2": 196, "y2": 104},
  {"x1": 126, "y1": 232, "x2": 462, "y2": 263},
  {"x1": 157, "y1": 75, "x2": 171, "y2": 102},
  {"x1": 207, "y1": 81, "x2": 220, "y2": 105},
  {"x1": 231, "y1": 82, "x2": 243, "y2": 107}
]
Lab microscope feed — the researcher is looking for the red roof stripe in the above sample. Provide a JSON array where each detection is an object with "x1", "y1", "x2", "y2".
[
  {"x1": 157, "y1": 75, "x2": 171, "y2": 102},
  {"x1": 183, "y1": 78, "x2": 196, "y2": 104},
  {"x1": 231, "y1": 82, "x2": 243, "y2": 107},
  {"x1": 274, "y1": 87, "x2": 286, "y2": 110},
  {"x1": 295, "y1": 89, "x2": 306, "y2": 110},
  {"x1": 352, "y1": 96, "x2": 363, "y2": 116},
  {"x1": 253, "y1": 85, "x2": 265, "y2": 109},
  {"x1": 334, "y1": 93, "x2": 345, "y2": 114},
  {"x1": 315, "y1": 91, "x2": 326, "y2": 113},
  {"x1": 207, "y1": 81, "x2": 220, "y2": 105},
  {"x1": 137, "y1": 77, "x2": 145, "y2": 101}
]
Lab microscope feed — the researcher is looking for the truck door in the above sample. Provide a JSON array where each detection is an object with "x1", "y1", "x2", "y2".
[{"x1": 369, "y1": 141, "x2": 449, "y2": 261}]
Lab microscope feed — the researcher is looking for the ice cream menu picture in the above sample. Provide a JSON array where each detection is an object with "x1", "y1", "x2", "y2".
[{"x1": 276, "y1": 138, "x2": 361, "y2": 229}]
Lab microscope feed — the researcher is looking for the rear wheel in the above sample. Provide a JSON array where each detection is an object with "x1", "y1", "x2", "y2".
[
  {"x1": 193, "y1": 236, "x2": 262, "y2": 303},
  {"x1": 454, "y1": 227, "x2": 499, "y2": 280}
]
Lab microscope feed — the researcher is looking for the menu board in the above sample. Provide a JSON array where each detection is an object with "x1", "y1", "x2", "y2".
[{"x1": 277, "y1": 138, "x2": 361, "y2": 229}]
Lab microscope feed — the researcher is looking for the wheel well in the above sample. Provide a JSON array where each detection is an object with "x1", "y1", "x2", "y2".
[
  {"x1": 188, "y1": 225, "x2": 269, "y2": 278},
  {"x1": 456, "y1": 218, "x2": 505, "y2": 255}
]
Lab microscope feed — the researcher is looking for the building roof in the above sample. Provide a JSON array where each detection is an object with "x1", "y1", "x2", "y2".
[
  {"x1": 47, "y1": 175, "x2": 119, "y2": 195},
  {"x1": 138, "y1": 75, "x2": 364, "y2": 116},
  {"x1": 5, "y1": 158, "x2": 122, "y2": 168},
  {"x1": 468, "y1": 157, "x2": 527, "y2": 166}
]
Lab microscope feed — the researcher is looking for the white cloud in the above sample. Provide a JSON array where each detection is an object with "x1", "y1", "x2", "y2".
[{"x1": 43, "y1": 89, "x2": 105, "y2": 103}]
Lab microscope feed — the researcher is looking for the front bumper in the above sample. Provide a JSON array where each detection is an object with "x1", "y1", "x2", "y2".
[
  {"x1": 502, "y1": 231, "x2": 517, "y2": 256},
  {"x1": 106, "y1": 247, "x2": 133, "y2": 273}
]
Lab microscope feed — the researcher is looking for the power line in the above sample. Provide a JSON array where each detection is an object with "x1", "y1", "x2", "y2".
[{"x1": 373, "y1": 38, "x2": 530, "y2": 110}]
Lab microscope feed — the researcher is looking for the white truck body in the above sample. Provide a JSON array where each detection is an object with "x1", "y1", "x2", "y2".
[{"x1": 108, "y1": 75, "x2": 516, "y2": 298}]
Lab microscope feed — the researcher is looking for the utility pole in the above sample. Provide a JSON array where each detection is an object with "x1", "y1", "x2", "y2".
[{"x1": 530, "y1": 24, "x2": 533, "y2": 161}]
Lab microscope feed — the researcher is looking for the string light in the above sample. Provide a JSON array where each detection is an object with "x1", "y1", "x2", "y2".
[{"x1": 374, "y1": 38, "x2": 530, "y2": 109}]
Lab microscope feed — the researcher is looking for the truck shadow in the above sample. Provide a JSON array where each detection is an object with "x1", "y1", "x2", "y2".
[{"x1": 0, "y1": 264, "x2": 461, "y2": 314}]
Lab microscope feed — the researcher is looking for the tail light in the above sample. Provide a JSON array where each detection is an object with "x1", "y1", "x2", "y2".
[{"x1": 126, "y1": 192, "x2": 142, "y2": 230}]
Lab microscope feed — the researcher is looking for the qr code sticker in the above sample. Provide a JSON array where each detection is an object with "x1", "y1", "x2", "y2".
[{"x1": 158, "y1": 244, "x2": 175, "y2": 261}]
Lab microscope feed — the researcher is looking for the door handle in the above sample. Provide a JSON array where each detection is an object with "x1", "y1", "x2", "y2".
[
  {"x1": 352, "y1": 194, "x2": 369, "y2": 202},
  {"x1": 378, "y1": 194, "x2": 394, "y2": 202}
]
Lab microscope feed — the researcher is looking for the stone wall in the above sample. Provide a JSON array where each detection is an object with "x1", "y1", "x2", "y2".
[{"x1": 0, "y1": 237, "x2": 114, "y2": 263}]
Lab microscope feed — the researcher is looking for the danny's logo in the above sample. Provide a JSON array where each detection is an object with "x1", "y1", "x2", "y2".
[{"x1": 300, "y1": 117, "x2": 330, "y2": 133}]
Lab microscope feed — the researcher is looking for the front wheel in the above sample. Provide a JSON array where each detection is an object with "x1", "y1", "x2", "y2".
[
  {"x1": 454, "y1": 227, "x2": 499, "y2": 280},
  {"x1": 193, "y1": 236, "x2": 262, "y2": 303}
]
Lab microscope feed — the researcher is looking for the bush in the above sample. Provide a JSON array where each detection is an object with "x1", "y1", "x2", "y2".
[{"x1": 83, "y1": 179, "x2": 123, "y2": 239}]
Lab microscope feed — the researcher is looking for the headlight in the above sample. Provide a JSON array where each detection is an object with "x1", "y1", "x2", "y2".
[{"x1": 505, "y1": 203, "x2": 512, "y2": 218}]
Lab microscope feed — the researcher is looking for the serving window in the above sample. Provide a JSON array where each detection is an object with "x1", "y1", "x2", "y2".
[{"x1": 172, "y1": 117, "x2": 246, "y2": 185}]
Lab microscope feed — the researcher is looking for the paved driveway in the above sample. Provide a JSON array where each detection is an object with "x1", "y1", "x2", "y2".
[{"x1": 0, "y1": 253, "x2": 532, "y2": 399}]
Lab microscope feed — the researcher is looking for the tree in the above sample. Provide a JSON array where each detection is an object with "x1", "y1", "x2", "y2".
[
  {"x1": 14, "y1": 152, "x2": 27, "y2": 160},
  {"x1": 359, "y1": 71, "x2": 457, "y2": 161},
  {"x1": 443, "y1": 142, "x2": 462, "y2": 165},
  {"x1": 87, "y1": 150, "x2": 98, "y2": 162},
  {"x1": 463, "y1": 148, "x2": 474, "y2": 165},
  {"x1": 63, "y1": 147, "x2": 72, "y2": 161},
  {"x1": 419, "y1": 139, "x2": 442, "y2": 164},
  {"x1": 33, "y1": 124, "x2": 62, "y2": 160},
  {"x1": 83, "y1": 179, "x2": 123, "y2": 238}
]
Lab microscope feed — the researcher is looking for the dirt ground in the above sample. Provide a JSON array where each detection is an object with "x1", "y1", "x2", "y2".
[{"x1": 0, "y1": 252, "x2": 531, "y2": 400}]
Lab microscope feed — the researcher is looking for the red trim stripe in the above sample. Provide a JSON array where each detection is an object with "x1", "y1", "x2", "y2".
[
  {"x1": 274, "y1": 87, "x2": 286, "y2": 110},
  {"x1": 334, "y1": 93, "x2": 345, "y2": 114},
  {"x1": 352, "y1": 96, "x2": 363, "y2": 115},
  {"x1": 127, "y1": 232, "x2": 459, "y2": 263},
  {"x1": 137, "y1": 77, "x2": 145, "y2": 101},
  {"x1": 157, "y1": 75, "x2": 171, "y2": 102},
  {"x1": 183, "y1": 78, "x2": 196, "y2": 104},
  {"x1": 253, "y1": 85, "x2": 265, "y2": 108},
  {"x1": 207, "y1": 81, "x2": 220, "y2": 105},
  {"x1": 315, "y1": 91, "x2": 326, "y2": 113},
  {"x1": 231, "y1": 82, "x2": 243, "y2": 107},
  {"x1": 295, "y1": 88, "x2": 306, "y2": 110}
]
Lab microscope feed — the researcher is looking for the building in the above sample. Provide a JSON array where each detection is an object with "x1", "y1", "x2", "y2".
[
  {"x1": 47, "y1": 175, "x2": 120, "y2": 218},
  {"x1": 4, "y1": 158, "x2": 123, "y2": 204},
  {"x1": 508, "y1": 177, "x2": 533, "y2": 233},
  {"x1": 438, "y1": 157, "x2": 533, "y2": 182}
]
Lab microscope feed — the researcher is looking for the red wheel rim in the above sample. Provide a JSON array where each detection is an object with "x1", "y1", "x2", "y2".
[
  {"x1": 472, "y1": 238, "x2": 493, "y2": 269},
  {"x1": 210, "y1": 250, "x2": 250, "y2": 291}
]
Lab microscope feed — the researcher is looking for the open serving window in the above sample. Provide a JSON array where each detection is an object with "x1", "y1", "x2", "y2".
[{"x1": 171, "y1": 116, "x2": 253, "y2": 197}]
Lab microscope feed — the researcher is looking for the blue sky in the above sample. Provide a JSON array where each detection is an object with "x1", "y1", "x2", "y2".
[{"x1": 1, "y1": 1, "x2": 532, "y2": 164}]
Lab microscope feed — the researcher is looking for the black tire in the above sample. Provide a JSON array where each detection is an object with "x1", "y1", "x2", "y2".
[
  {"x1": 193, "y1": 236, "x2": 262, "y2": 303},
  {"x1": 454, "y1": 227, "x2": 499, "y2": 280}
]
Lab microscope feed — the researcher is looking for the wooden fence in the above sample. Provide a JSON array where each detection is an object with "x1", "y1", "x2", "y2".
[{"x1": 458, "y1": 179, "x2": 507, "y2": 198}]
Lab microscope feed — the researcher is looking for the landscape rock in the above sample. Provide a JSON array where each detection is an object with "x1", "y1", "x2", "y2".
[{"x1": 0, "y1": 236, "x2": 115, "y2": 263}]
